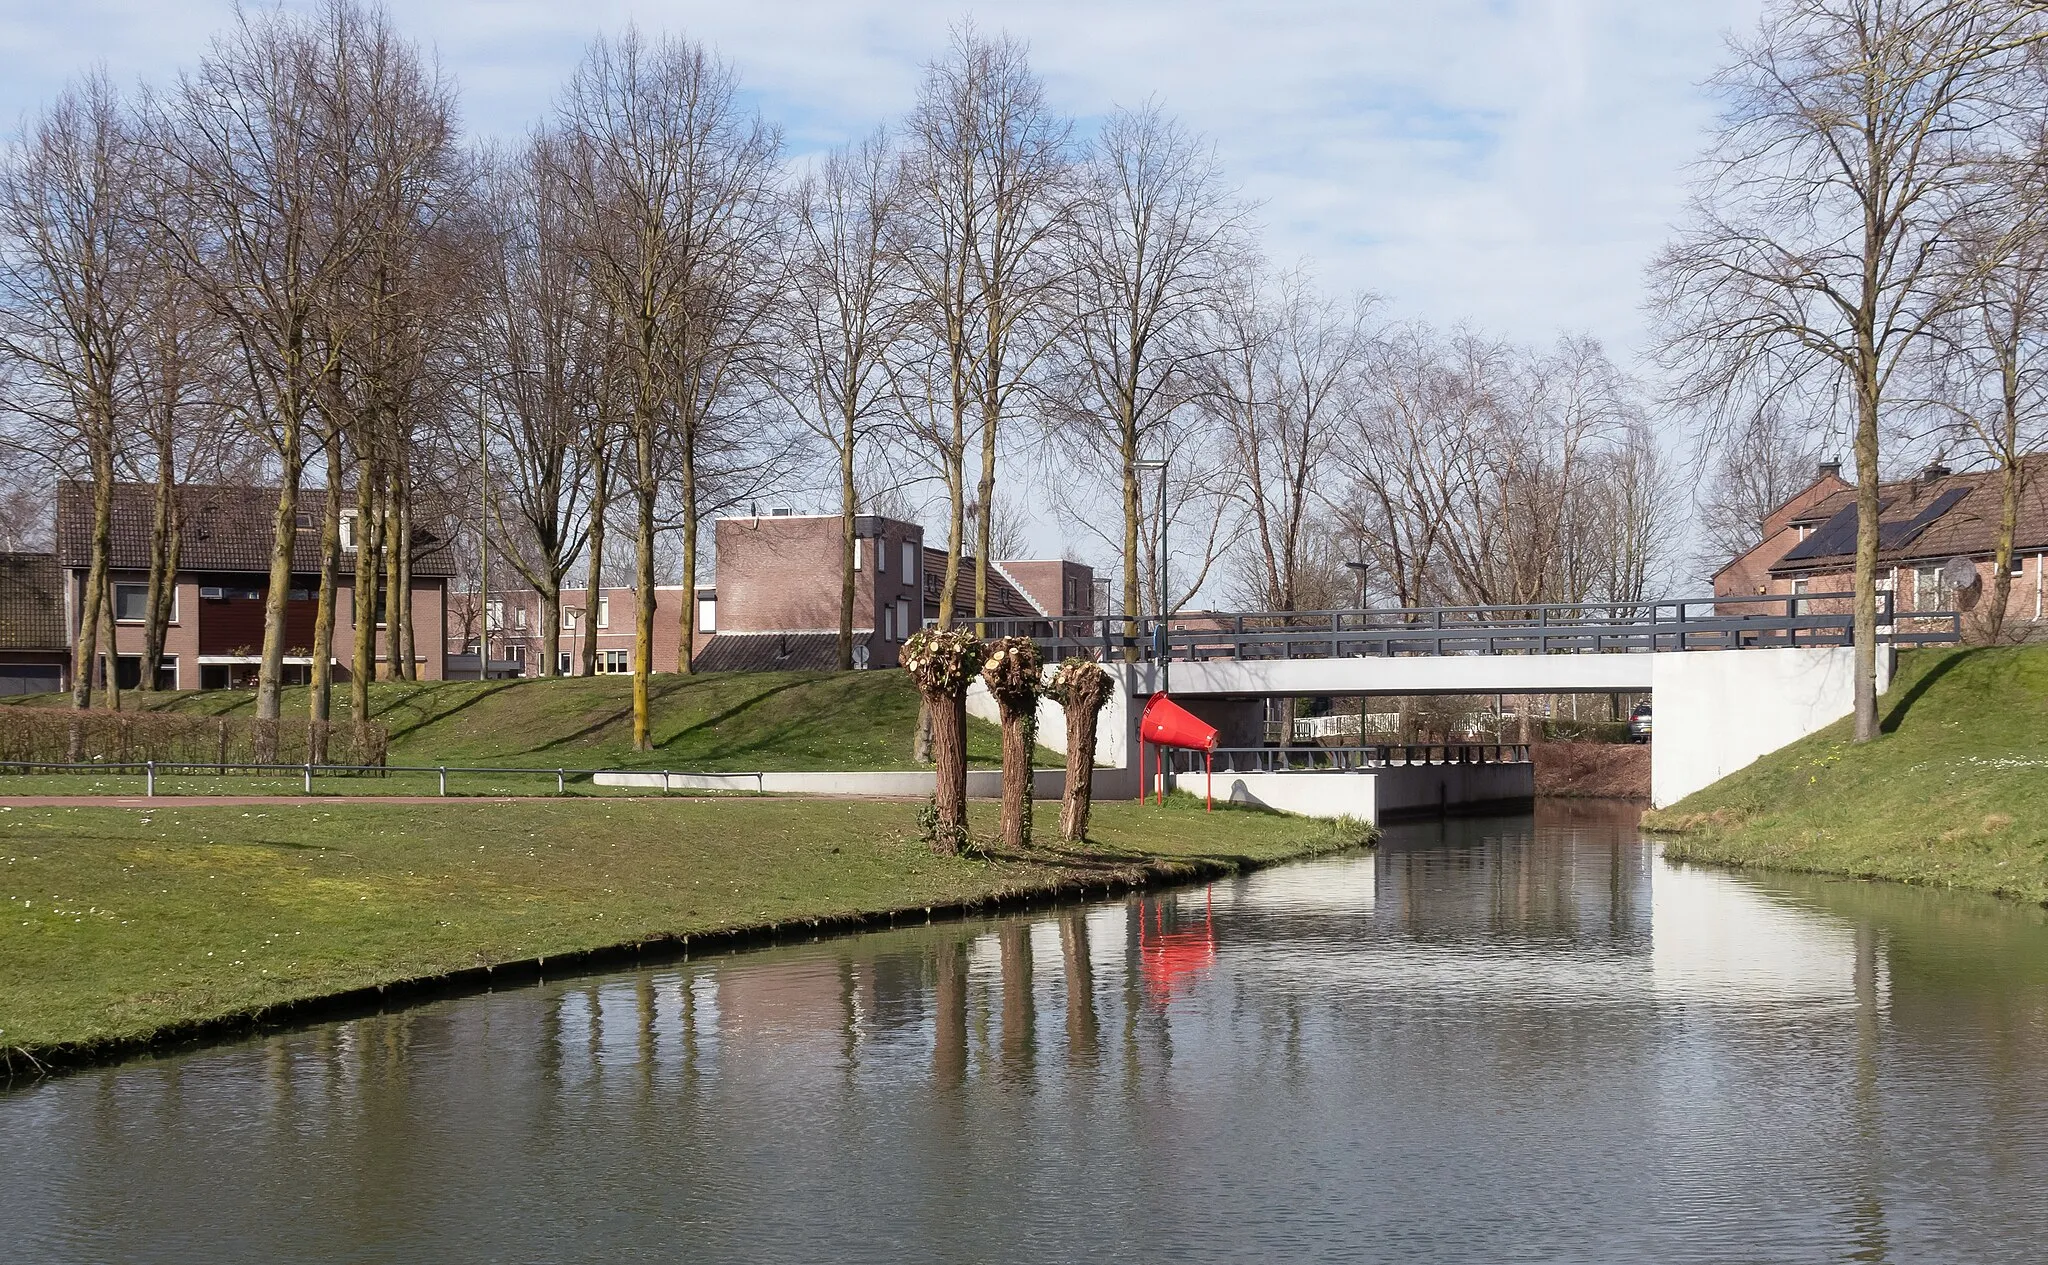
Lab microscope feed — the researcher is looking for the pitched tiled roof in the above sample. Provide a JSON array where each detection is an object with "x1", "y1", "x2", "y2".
[
  {"x1": 692, "y1": 631, "x2": 873, "y2": 673},
  {"x1": 0, "y1": 552, "x2": 64, "y2": 651},
  {"x1": 1770, "y1": 458, "x2": 2048, "y2": 574},
  {"x1": 55, "y1": 481, "x2": 456, "y2": 577},
  {"x1": 920, "y1": 548, "x2": 1040, "y2": 620}
]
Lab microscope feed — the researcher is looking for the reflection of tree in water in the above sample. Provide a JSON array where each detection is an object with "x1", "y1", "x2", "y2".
[
  {"x1": 1060, "y1": 910, "x2": 1099, "y2": 1065},
  {"x1": 997, "y1": 924, "x2": 1035, "y2": 1083}
]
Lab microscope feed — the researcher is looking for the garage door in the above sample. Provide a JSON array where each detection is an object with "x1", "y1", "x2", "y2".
[{"x1": 0, "y1": 665, "x2": 62, "y2": 696}]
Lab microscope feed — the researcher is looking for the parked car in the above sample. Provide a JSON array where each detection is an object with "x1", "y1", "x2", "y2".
[{"x1": 1628, "y1": 703, "x2": 1652, "y2": 744}]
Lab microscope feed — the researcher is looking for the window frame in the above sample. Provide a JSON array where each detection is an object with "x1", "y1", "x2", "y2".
[{"x1": 112, "y1": 582, "x2": 175, "y2": 625}]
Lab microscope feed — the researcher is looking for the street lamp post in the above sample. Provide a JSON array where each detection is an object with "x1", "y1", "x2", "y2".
[
  {"x1": 1344, "y1": 559, "x2": 1369, "y2": 610},
  {"x1": 563, "y1": 604, "x2": 582, "y2": 678}
]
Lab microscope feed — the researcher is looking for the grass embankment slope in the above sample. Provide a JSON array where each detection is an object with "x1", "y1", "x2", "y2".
[
  {"x1": 0, "y1": 797, "x2": 1366, "y2": 1065},
  {"x1": 5, "y1": 671, "x2": 1015, "y2": 774},
  {"x1": 1647, "y1": 646, "x2": 2048, "y2": 903}
]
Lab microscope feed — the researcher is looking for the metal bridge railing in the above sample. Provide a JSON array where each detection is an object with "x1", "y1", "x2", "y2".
[
  {"x1": 948, "y1": 591, "x2": 1960, "y2": 664},
  {"x1": 1156, "y1": 744, "x2": 1531, "y2": 774}
]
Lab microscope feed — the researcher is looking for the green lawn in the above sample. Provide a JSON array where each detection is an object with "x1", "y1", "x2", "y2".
[
  {"x1": 3, "y1": 671, "x2": 1022, "y2": 773},
  {"x1": 0, "y1": 796, "x2": 1365, "y2": 1061},
  {"x1": 1646, "y1": 645, "x2": 2048, "y2": 903}
]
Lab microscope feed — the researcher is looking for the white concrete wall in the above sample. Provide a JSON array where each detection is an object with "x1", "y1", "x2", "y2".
[
  {"x1": 1167, "y1": 654, "x2": 1651, "y2": 697},
  {"x1": 1370, "y1": 763, "x2": 1536, "y2": 817},
  {"x1": 1212, "y1": 771, "x2": 1377, "y2": 819},
  {"x1": 1649, "y1": 645, "x2": 1889, "y2": 808}
]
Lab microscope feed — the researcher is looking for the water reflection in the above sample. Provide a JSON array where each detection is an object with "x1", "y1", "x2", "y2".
[{"x1": 8, "y1": 800, "x2": 2048, "y2": 1263}]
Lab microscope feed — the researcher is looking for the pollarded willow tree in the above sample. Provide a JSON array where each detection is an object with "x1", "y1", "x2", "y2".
[{"x1": 1652, "y1": 0, "x2": 2048, "y2": 742}]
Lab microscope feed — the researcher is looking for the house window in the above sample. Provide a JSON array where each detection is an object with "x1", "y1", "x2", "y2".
[
  {"x1": 898, "y1": 599, "x2": 911, "y2": 641},
  {"x1": 113, "y1": 583, "x2": 151, "y2": 623},
  {"x1": 505, "y1": 643, "x2": 524, "y2": 663},
  {"x1": 101, "y1": 655, "x2": 176, "y2": 690},
  {"x1": 558, "y1": 652, "x2": 573, "y2": 674},
  {"x1": 698, "y1": 598, "x2": 716, "y2": 633},
  {"x1": 597, "y1": 595, "x2": 609, "y2": 629},
  {"x1": 599, "y1": 649, "x2": 630, "y2": 674},
  {"x1": 514, "y1": 606, "x2": 528, "y2": 630},
  {"x1": 340, "y1": 512, "x2": 357, "y2": 551},
  {"x1": 1915, "y1": 565, "x2": 1943, "y2": 611},
  {"x1": 487, "y1": 600, "x2": 504, "y2": 631},
  {"x1": 902, "y1": 542, "x2": 916, "y2": 582},
  {"x1": 878, "y1": 538, "x2": 888, "y2": 573},
  {"x1": 853, "y1": 539, "x2": 863, "y2": 571},
  {"x1": 2013, "y1": 553, "x2": 2027, "y2": 577},
  {"x1": 1790, "y1": 578, "x2": 1809, "y2": 617}
]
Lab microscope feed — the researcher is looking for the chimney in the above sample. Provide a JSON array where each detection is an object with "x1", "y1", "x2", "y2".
[
  {"x1": 1818, "y1": 459, "x2": 1842, "y2": 482},
  {"x1": 1921, "y1": 460, "x2": 1951, "y2": 485}
]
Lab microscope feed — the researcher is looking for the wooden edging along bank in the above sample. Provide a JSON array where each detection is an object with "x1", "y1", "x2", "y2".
[{"x1": 0, "y1": 831, "x2": 1368, "y2": 1084}]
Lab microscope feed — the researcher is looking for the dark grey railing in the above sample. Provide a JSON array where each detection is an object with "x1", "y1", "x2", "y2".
[
  {"x1": 1156, "y1": 744, "x2": 1531, "y2": 774},
  {"x1": 950, "y1": 591, "x2": 1959, "y2": 663},
  {"x1": 0, "y1": 760, "x2": 688, "y2": 797}
]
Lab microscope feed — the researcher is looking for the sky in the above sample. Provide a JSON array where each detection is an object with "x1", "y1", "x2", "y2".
[{"x1": 1, "y1": 0, "x2": 1766, "y2": 569}]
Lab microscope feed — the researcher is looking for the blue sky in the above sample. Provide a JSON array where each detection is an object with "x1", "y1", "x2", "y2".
[{"x1": 4, "y1": 0, "x2": 1762, "y2": 365}]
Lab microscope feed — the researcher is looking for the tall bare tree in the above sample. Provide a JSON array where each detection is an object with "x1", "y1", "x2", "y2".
[
  {"x1": 149, "y1": 3, "x2": 379, "y2": 733},
  {"x1": 1653, "y1": 0, "x2": 2048, "y2": 740},
  {"x1": 780, "y1": 132, "x2": 910, "y2": 669},
  {"x1": 898, "y1": 25, "x2": 1071, "y2": 629},
  {"x1": 0, "y1": 72, "x2": 143, "y2": 710},
  {"x1": 1052, "y1": 102, "x2": 1243, "y2": 639},
  {"x1": 556, "y1": 28, "x2": 780, "y2": 747}
]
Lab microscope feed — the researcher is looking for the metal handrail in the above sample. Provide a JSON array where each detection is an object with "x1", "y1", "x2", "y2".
[
  {"x1": 944, "y1": 590, "x2": 1961, "y2": 663},
  {"x1": 1158, "y1": 744, "x2": 1532, "y2": 774}
]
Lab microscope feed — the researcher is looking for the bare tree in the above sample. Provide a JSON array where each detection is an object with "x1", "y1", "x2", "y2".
[
  {"x1": 1694, "y1": 403, "x2": 1827, "y2": 574},
  {"x1": 1210, "y1": 268, "x2": 1369, "y2": 611},
  {"x1": 1652, "y1": 0, "x2": 2048, "y2": 740},
  {"x1": 0, "y1": 72, "x2": 143, "y2": 710},
  {"x1": 472, "y1": 133, "x2": 603, "y2": 676},
  {"x1": 149, "y1": 3, "x2": 380, "y2": 733},
  {"x1": 556, "y1": 28, "x2": 779, "y2": 747},
  {"x1": 779, "y1": 132, "x2": 911, "y2": 668},
  {"x1": 1050, "y1": 101, "x2": 1244, "y2": 638},
  {"x1": 897, "y1": 24, "x2": 1071, "y2": 629}
]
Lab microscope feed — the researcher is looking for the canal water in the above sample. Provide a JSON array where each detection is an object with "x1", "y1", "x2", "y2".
[{"x1": 8, "y1": 800, "x2": 2048, "y2": 1263}]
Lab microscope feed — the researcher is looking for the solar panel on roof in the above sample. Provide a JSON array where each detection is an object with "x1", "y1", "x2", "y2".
[
  {"x1": 1780, "y1": 504, "x2": 1863, "y2": 562},
  {"x1": 1879, "y1": 486, "x2": 1971, "y2": 550}
]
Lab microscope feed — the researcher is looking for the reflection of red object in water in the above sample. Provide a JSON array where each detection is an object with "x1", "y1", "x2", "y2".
[
  {"x1": 1137, "y1": 693, "x2": 1218, "y2": 810},
  {"x1": 1138, "y1": 889, "x2": 1217, "y2": 999}
]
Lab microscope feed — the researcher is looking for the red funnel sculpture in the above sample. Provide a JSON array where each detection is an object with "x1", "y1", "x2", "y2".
[{"x1": 1137, "y1": 693, "x2": 1219, "y2": 810}]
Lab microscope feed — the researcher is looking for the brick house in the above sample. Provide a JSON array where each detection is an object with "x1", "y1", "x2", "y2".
[
  {"x1": 1713, "y1": 457, "x2": 2048, "y2": 635},
  {"x1": 55, "y1": 481, "x2": 457, "y2": 690},
  {"x1": 490, "y1": 512, "x2": 1098, "y2": 675},
  {"x1": 0, "y1": 551, "x2": 69, "y2": 695}
]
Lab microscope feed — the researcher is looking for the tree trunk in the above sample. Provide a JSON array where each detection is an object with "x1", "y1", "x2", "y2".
[
  {"x1": 397, "y1": 490, "x2": 416, "y2": 678},
  {"x1": 1058, "y1": 667, "x2": 1111, "y2": 843},
  {"x1": 1122, "y1": 449, "x2": 1141, "y2": 662},
  {"x1": 927, "y1": 687, "x2": 968, "y2": 850},
  {"x1": 140, "y1": 451, "x2": 177, "y2": 692},
  {"x1": 838, "y1": 419, "x2": 856, "y2": 672},
  {"x1": 70, "y1": 462, "x2": 114, "y2": 712},
  {"x1": 997, "y1": 695, "x2": 1035, "y2": 850},
  {"x1": 1851, "y1": 381, "x2": 1881, "y2": 742},
  {"x1": 1988, "y1": 456, "x2": 2019, "y2": 644},
  {"x1": 351, "y1": 465, "x2": 380, "y2": 719},
  {"x1": 582, "y1": 450, "x2": 609, "y2": 679},
  {"x1": 97, "y1": 562, "x2": 121, "y2": 713},
  {"x1": 382, "y1": 477, "x2": 404, "y2": 681},
  {"x1": 308, "y1": 473, "x2": 343, "y2": 761},
  {"x1": 632, "y1": 452, "x2": 656, "y2": 751},
  {"x1": 254, "y1": 435, "x2": 303, "y2": 736},
  {"x1": 676, "y1": 440, "x2": 698, "y2": 677}
]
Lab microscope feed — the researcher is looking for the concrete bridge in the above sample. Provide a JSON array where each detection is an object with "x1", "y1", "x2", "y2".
[{"x1": 966, "y1": 592, "x2": 1960, "y2": 813}]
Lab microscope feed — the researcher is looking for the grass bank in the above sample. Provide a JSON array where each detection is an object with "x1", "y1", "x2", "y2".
[
  {"x1": 0, "y1": 796, "x2": 1366, "y2": 1071},
  {"x1": 1645, "y1": 645, "x2": 2048, "y2": 903},
  {"x1": 0, "y1": 671, "x2": 1028, "y2": 779}
]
